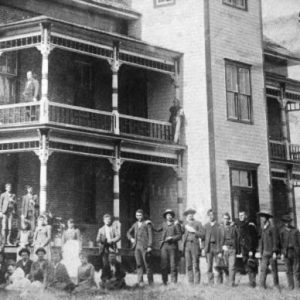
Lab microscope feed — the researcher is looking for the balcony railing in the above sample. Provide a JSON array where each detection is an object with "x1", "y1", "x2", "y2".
[
  {"x1": 120, "y1": 114, "x2": 173, "y2": 142},
  {"x1": 48, "y1": 102, "x2": 112, "y2": 132},
  {"x1": 0, "y1": 101, "x2": 175, "y2": 143},
  {"x1": 0, "y1": 102, "x2": 40, "y2": 126},
  {"x1": 269, "y1": 140, "x2": 287, "y2": 160},
  {"x1": 270, "y1": 140, "x2": 300, "y2": 163}
]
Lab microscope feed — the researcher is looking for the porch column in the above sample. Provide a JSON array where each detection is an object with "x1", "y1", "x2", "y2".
[
  {"x1": 173, "y1": 59, "x2": 181, "y2": 100},
  {"x1": 111, "y1": 42, "x2": 120, "y2": 134},
  {"x1": 35, "y1": 129, "x2": 51, "y2": 214},
  {"x1": 279, "y1": 84, "x2": 290, "y2": 160},
  {"x1": 37, "y1": 22, "x2": 53, "y2": 123},
  {"x1": 175, "y1": 151, "x2": 184, "y2": 220}
]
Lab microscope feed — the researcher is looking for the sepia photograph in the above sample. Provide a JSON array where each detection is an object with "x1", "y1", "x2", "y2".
[{"x1": 0, "y1": 0, "x2": 299, "y2": 299}]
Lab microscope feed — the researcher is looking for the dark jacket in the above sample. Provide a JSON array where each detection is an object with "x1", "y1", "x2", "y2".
[
  {"x1": 219, "y1": 222, "x2": 238, "y2": 250},
  {"x1": 259, "y1": 222, "x2": 279, "y2": 256},
  {"x1": 16, "y1": 259, "x2": 33, "y2": 277},
  {"x1": 96, "y1": 222, "x2": 121, "y2": 255},
  {"x1": 155, "y1": 221, "x2": 182, "y2": 249},
  {"x1": 203, "y1": 222, "x2": 222, "y2": 254},
  {"x1": 21, "y1": 194, "x2": 38, "y2": 217},
  {"x1": 182, "y1": 220, "x2": 204, "y2": 252},
  {"x1": 45, "y1": 262, "x2": 73, "y2": 291},
  {"x1": 279, "y1": 226, "x2": 300, "y2": 256},
  {"x1": 236, "y1": 220, "x2": 258, "y2": 256},
  {"x1": 127, "y1": 221, "x2": 153, "y2": 249}
]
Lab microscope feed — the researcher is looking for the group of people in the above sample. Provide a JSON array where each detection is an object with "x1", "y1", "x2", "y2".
[{"x1": 123, "y1": 207, "x2": 300, "y2": 290}]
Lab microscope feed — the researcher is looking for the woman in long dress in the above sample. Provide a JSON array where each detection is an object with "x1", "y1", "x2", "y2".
[
  {"x1": 32, "y1": 215, "x2": 51, "y2": 260},
  {"x1": 61, "y1": 219, "x2": 81, "y2": 283}
]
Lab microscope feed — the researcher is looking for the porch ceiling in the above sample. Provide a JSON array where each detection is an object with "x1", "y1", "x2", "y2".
[{"x1": 0, "y1": 16, "x2": 182, "y2": 74}]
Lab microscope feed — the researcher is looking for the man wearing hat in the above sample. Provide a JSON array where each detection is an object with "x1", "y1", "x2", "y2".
[
  {"x1": 127, "y1": 209, "x2": 154, "y2": 286},
  {"x1": 257, "y1": 211, "x2": 279, "y2": 289},
  {"x1": 182, "y1": 208, "x2": 204, "y2": 284},
  {"x1": 21, "y1": 185, "x2": 38, "y2": 232},
  {"x1": 204, "y1": 209, "x2": 222, "y2": 284},
  {"x1": 155, "y1": 209, "x2": 182, "y2": 285},
  {"x1": 279, "y1": 215, "x2": 300, "y2": 289},
  {"x1": 16, "y1": 248, "x2": 33, "y2": 278},
  {"x1": 219, "y1": 212, "x2": 238, "y2": 286},
  {"x1": 97, "y1": 213, "x2": 121, "y2": 270}
]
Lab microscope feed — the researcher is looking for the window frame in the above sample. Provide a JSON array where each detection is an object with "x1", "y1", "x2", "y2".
[
  {"x1": 225, "y1": 59, "x2": 253, "y2": 124},
  {"x1": 153, "y1": 0, "x2": 176, "y2": 8},
  {"x1": 222, "y1": 0, "x2": 248, "y2": 11}
]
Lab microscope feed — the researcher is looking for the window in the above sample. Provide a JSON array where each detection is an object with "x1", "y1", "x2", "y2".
[
  {"x1": 231, "y1": 169, "x2": 252, "y2": 188},
  {"x1": 225, "y1": 61, "x2": 252, "y2": 122},
  {"x1": 0, "y1": 52, "x2": 17, "y2": 104},
  {"x1": 154, "y1": 0, "x2": 175, "y2": 8},
  {"x1": 75, "y1": 61, "x2": 92, "y2": 90},
  {"x1": 223, "y1": 0, "x2": 247, "y2": 10}
]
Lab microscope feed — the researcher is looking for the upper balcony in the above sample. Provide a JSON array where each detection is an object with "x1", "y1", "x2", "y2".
[
  {"x1": 269, "y1": 140, "x2": 300, "y2": 163},
  {"x1": 0, "y1": 16, "x2": 184, "y2": 150}
]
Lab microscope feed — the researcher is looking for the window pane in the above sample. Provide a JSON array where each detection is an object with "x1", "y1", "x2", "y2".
[
  {"x1": 236, "y1": 0, "x2": 246, "y2": 8},
  {"x1": 226, "y1": 64, "x2": 238, "y2": 92},
  {"x1": 227, "y1": 92, "x2": 238, "y2": 119},
  {"x1": 238, "y1": 67, "x2": 250, "y2": 95},
  {"x1": 239, "y1": 95, "x2": 251, "y2": 121},
  {"x1": 232, "y1": 170, "x2": 239, "y2": 186}
]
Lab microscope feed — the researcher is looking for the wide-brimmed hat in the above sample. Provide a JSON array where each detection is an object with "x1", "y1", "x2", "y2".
[
  {"x1": 183, "y1": 208, "x2": 196, "y2": 216},
  {"x1": 18, "y1": 248, "x2": 30, "y2": 257},
  {"x1": 281, "y1": 215, "x2": 293, "y2": 223},
  {"x1": 163, "y1": 209, "x2": 175, "y2": 218},
  {"x1": 257, "y1": 211, "x2": 273, "y2": 219},
  {"x1": 35, "y1": 247, "x2": 46, "y2": 255}
]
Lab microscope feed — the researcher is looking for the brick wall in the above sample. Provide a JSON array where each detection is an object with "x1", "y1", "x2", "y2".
[
  {"x1": 208, "y1": 0, "x2": 271, "y2": 217},
  {"x1": 0, "y1": 5, "x2": 37, "y2": 24}
]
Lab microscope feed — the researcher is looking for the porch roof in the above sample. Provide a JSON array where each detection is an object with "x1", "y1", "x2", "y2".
[{"x1": 0, "y1": 16, "x2": 182, "y2": 74}]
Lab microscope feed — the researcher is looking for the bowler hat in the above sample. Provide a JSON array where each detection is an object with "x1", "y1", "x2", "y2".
[
  {"x1": 281, "y1": 215, "x2": 293, "y2": 223},
  {"x1": 35, "y1": 247, "x2": 46, "y2": 255},
  {"x1": 18, "y1": 248, "x2": 30, "y2": 257},
  {"x1": 163, "y1": 209, "x2": 175, "y2": 218},
  {"x1": 257, "y1": 211, "x2": 273, "y2": 219},
  {"x1": 183, "y1": 208, "x2": 197, "y2": 216}
]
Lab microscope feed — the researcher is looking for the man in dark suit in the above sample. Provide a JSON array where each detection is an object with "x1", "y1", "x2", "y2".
[
  {"x1": 236, "y1": 210, "x2": 258, "y2": 288},
  {"x1": 154, "y1": 209, "x2": 182, "y2": 285},
  {"x1": 16, "y1": 248, "x2": 33, "y2": 278},
  {"x1": 257, "y1": 211, "x2": 279, "y2": 289},
  {"x1": 204, "y1": 209, "x2": 222, "y2": 284},
  {"x1": 182, "y1": 208, "x2": 204, "y2": 284},
  {"x1": 96, "y1": 214, "x2": 121, "y2": 269},
  {"x1": 280, "y1": 215, "x2": 300, "y2": 290},
  {"x1": 127, "y1": 209, "x2": 153, "y2": 286},
  {"x1": 0, "y1": 183, "x2": 16, "y2": 245},
  {"x1": 21, "y1": 185, "x2": 38, "y2": 232}
]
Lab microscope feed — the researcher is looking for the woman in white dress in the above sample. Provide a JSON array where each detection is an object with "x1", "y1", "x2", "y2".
[{"x1": 61, "y1": 219, "x2": 81, "y2": 283}]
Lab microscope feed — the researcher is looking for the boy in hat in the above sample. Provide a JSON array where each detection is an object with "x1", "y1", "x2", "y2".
[
  {"x1": 127, "y1": 209, "x2": 154, "y2": 286},
  {"x1": 280, "y1": 215, "x2": 300, "y2": 289},
  {"x1": 97, "y1": 213, "x2": 121, "y2": 270},
  {"x1": 154, "y1": 209, "x2": 182, "y2": 285},
  {"x1": 182, "y1": 208, "x2": 204, "y2": 284},
  {"x1": 16, "y1": 248, "x2": 33, "y2": 278},
  {"x1": 30, "y1": 247, "x2": 49, "y2": 283},
  {"x1": 257, "y1": 211, "x2": 279, "y2": 289},
  {"x1": 204, "y1": 209, "x2": 222, "y2": 284},
  {"x1": 21, "y1": 185, "x2": 38, "y2": 232},
  {"x1": 219, "y1": 212, "x2": 238, "y2": 286}
]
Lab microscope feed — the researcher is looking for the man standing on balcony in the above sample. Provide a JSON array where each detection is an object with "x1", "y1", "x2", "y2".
[
  {"x1": 0, "y1": 183, "x2": 16, "y2": 245},
  {"x1": 23, "y1": 71, "x2": 39, "y2": 102}
]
